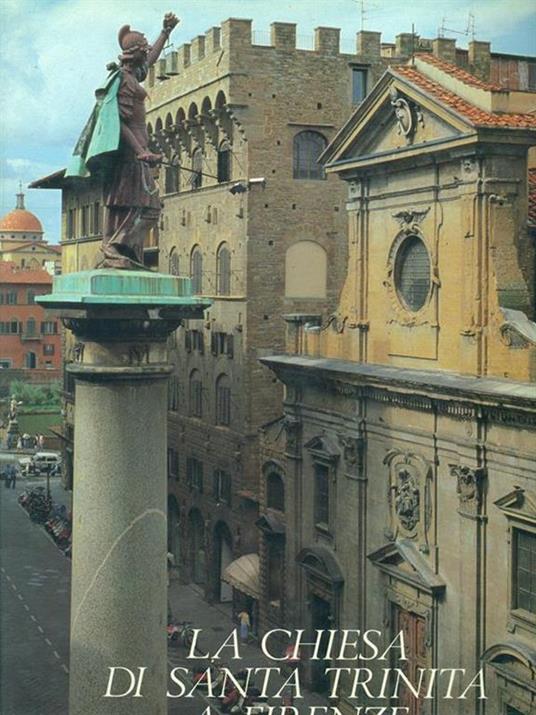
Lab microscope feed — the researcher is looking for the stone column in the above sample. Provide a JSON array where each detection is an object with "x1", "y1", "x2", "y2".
[{"x1": 38, "y1": 270, "x2": 209, "y2": 715}]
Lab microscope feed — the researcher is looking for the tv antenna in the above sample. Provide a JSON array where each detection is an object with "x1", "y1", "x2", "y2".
[{"x1": 439, "y1": 12, "x2": 476, "y2": 40}]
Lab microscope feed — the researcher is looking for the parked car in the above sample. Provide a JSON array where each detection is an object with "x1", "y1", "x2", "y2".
[{"x1": 19, "y1": 452, "x2": 62, "y2": 477}]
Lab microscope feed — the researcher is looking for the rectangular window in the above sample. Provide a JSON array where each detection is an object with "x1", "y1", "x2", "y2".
[
  {"x1": 81, "y1": 205, "x2": 89, "y2": 237},
  {"x1": 213, "y1": 469, "x2": 231, "y2": 505},
  {"x1": 168, "y1": 376, "x2": 179, "y2": 412},
  {"x1": 92, "y1": 202, "x2": 101, "y2": 235},
  {"x1": 211, "y1": 331, "x2": 230, "y2": 356},
  {"x1": 43, "y1": 344, "x2": 55, "y2": 356},
  {"x1": 41, "y1": 321, "x2": 58, "y2": 335},
  {"x1": 167, "y1": 448, "x2": 179, "y2": 479},
  {"x1": 0, "y1": 359, "x2": 12, "y2": 368},
  {"x1": 6, "y1": 291, "x2": 17, "y2": 305},
  {"x1": 187, "y1": 457, "x2": 203, "y2": 492},
  {"x1": 191, "y1": 330, "x2": 204, "y2": 354},
  {"x1": 314, "y1": 463, "x2": 330, "y2": 527},
  {"x1": 352, "y1": 68, "x2": 368, "y2": 104},
  {"x1": 67, "y1": 208, "x2": 76, "y2": 239},
  {"x1": 514, "y1": 529, "x2": 536, "y2": 614},
  {"x1": 27, "y1": 290, "x2": 36, "y2": 304}
]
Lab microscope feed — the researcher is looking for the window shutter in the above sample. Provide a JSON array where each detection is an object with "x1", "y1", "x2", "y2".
[
  {"x1": 211, "y1": 332, "x2": 217, "y2": 355},
  {"x1": 185, "y1": 330, "x2": 192, "y2": 352},
  {"x1": 227, "y1": 334, "x2": 234, "y2": 358},
  {"x1": 199, "y1": 332, "x2": 205, "y2": 355}
]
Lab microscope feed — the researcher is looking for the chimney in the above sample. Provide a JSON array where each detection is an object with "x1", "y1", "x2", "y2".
[
  {"x1": 432, "y1": 37, "x2": 457, "y2": 64},
  {"x1": 395, "y1": 32, "x2": 416, "y2": 57},
  {"x1": 469, "y1": 40, "x2": 491, "y2": 82}
]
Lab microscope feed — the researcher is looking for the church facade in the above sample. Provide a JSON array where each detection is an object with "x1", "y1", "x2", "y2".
[{"x1": 260, "y1": 54, "x2": 536, "y2": 715}]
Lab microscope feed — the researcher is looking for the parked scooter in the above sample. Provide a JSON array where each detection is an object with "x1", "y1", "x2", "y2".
[{"x1": 167, "y1": 620, "x2": 194, "y2": 648}]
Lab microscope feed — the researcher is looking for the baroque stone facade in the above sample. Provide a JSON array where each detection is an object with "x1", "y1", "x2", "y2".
[{"x1": 260, "y1": 54, "x2": 536, "y2": 715}]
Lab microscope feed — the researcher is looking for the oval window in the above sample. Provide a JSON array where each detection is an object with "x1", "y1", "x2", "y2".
[{"x1": 394, "y1": 236, "x2": 431, "y2": 312}]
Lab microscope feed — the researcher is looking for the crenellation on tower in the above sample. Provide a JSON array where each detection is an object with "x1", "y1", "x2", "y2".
[
  {"x1": 314, "y1": 27, "x2": 340, "y2": 55},
  {"x1": 271, "y1": 22, "x2": 297, "y2": 51}
]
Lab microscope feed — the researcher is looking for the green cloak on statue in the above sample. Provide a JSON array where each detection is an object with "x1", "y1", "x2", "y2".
[{"x1": 65, "y1": 70, "x2": 122, "y2": 179}]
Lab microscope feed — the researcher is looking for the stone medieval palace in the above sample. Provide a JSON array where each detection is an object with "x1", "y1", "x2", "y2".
[{"x1": 32, "y1": 19, "x2": 536, "y2": 715}]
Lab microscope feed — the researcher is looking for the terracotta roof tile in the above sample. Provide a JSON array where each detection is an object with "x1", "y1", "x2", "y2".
[
  {"x1": 393, "y1": 66, "x2": 536, "y2": 129},
  {"x1": 529, "y1": 168, "x2": 536, "y2": 225},
  {"x1": 0, "y1": 262, "x2": 53, "y2": 284},
  {"x1": 415, "y1": 53, "x2": 505, "y2": 92}
]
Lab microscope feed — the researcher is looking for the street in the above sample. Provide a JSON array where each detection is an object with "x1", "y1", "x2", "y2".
[
  {"x1": 0, "y1": 477, "x2": 70, "y2": 715},
  {"x1": 0, "y1": 476, "x2": 225, "y2": 715}
]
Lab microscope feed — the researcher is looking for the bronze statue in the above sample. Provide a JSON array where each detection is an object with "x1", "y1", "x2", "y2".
[{"x1": 67, "y1": 13, "x2": 180, "y2": 270}]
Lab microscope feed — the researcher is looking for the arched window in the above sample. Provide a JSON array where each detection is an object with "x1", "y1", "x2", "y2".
[
  {"x1": 216, "y1": 243, "x2": 231, "y2": 296},
  {"x1": 267, "y1": 472, "x2": 285, "y2": 512},
  {"x1": 215, "y1": 374, "x2": 231, "y2": 426},
  {"x1": 191, "y1": 148, "x2": 203, "y2": 190},
  {"x1": 190, "y1": 247, "x2": 203, "y2": 294},
  {"x1": 189, "y1": 369, "x2": 203, "y2": 417},
  {"x1": 169, "y1": 248, "x2": 180, "y2": 276},
  {"x1": 293, "y1": 131, "x2": 327, "y2": 180},
  {"x1": 217, "y1": 140, "x2": 231, "y2": 183}
]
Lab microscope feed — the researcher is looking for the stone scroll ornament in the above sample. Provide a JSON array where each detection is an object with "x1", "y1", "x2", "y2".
[
  {"x1": 65, "y1": 12, "x2": 180, "y2": 270},
  {"x1": 389, "y1": 87, "x2": 424, "y2": 143}
]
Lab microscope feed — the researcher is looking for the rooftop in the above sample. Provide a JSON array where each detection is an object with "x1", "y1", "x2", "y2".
[
  {"x1": 415, "y1": 52, "x2": 506, "y2": 92},
  {"x1": 0, "y1": 261, "x2": 53, "y2": 285},
  {"x1": 393, "y1": 65, "x2": 536, "y2": 129}
]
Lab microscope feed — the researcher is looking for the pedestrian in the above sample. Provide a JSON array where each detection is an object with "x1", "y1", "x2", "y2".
[
  {"x1": 10, "y1": 467, "x2": 17, "y2": 489},
  {"x1": 167, "y1": 552, "x2": 175, "y2": 623},
  {"x1": 16, "y1": 436, "x2": 22, "y2": 449},
  {"x1": 38, "y1": 433, "x2": 45, "y2": 449},
  {"x1": 237, "y1": 609, "x2": 250, "y2": 643}
]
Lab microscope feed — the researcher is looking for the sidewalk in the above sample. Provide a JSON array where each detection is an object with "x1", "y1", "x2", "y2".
[{"x1": 168, "y1": 578, "x2": 329, "y2": 709}]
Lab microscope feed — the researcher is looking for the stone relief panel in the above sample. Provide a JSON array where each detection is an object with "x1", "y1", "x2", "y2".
[{"x1": 384, "y1": 450, "x2": 433, "y2": 551}]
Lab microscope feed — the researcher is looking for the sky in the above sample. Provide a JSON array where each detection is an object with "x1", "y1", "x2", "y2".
[{"x1": 0, "y1": 0, "x2": 535, "y2": 243}]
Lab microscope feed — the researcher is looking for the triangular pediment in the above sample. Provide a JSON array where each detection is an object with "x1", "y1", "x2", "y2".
[
  {"x1": 304, "y1": 434, "x2": 340, "y2": 462},
  {"x1": 495, "y1": 488, "x2": 536, "y2": 525},
  {"x1": 323, "y1": 70, "x2": 476, "y2": 170},
  {"x1": 368, "y1": 539, "x2": 446, "y2": 595}
]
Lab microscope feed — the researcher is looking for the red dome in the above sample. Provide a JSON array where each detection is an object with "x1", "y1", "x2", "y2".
[{"x1": 0, "y1": 208, "x2": 43, "y2": 233}]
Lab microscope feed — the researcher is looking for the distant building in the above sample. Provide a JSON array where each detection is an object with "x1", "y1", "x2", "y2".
[
  {"x1": 0, "y1": 261, "x2": 61, "y2": 373},
  {"x1": 0, "y1": 188, "x2": 61, "y2": 273},
  {"x1": 260, "y1": 52, "x2": 536, "y2": 714}
]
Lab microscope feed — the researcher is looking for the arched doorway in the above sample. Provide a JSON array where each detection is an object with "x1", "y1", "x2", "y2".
[
  {"x1": 297, "y1": 546, "x2": 344, "y2": 694},
  {"x1": 188, "y1": 509, "x2": 206, "y2": 585},
  {"x1": 214, "y1": 521, "x2": 233, "y2": 603}
]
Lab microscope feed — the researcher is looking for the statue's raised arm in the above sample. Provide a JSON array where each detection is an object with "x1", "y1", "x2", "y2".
[{"x1": 147, "y1": 13, "x2": 180, "y2": 67}]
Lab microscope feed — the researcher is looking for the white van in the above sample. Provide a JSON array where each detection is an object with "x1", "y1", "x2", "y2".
[{"x1": 20, "y1": 452, "x2": 62, "y2": 476}]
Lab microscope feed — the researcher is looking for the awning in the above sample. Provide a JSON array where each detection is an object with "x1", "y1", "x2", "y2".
[{"x1": 223, "y1": 553, "x2": 260, "y2": 600}]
